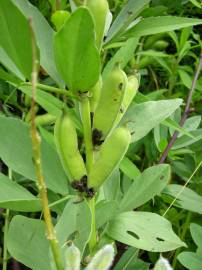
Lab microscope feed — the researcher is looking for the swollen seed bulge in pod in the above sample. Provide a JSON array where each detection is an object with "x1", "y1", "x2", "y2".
[
  {"x1": 88, "y1": 125, "x2": 131, "y2": 188},
  {"x1": 92, "y1": 64, "x2": 128, "y2": 145}
]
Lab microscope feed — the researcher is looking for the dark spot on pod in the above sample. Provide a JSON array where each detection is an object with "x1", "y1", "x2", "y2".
[
  {"x1": 31, "y1": 157, "x2": 35, "y2": 164},
  {"x1": 97, "y1": 139, "x2": 104, "y2": 146},
  {"x1": 67, "y1": 231, "x2": 79, "y2": 241},
  {"x1": 85, "y1": 187, "x2": 95, "y2": 198},
  {"x1": 71, "y1": 180, "x2": 83, "y2": 192},
  {"x1": 81, "y1": 175, "x2": 87, "y2": 188},
  {"x1": 66, "y1": 99, "x2": 75, "y2": 108},
  {"x1": 120, "y1": 107, "x2": 124, "y2": 113},
  {"x1": 90, "y1": 112, "x2": 94, "y2": 126},
  {"x1": 82, "y1": 152, "x2": 86, "y2": 163},
  {"x1": 114, "y1": 98, "x2": 118, "y2": 102},
  {"x1": 160, "y1": 175, "x2": 164, "y2": 180},
  {"x1": 92, "y1": 128, "x2": 104, "y2": 146},
  {"x1": 118, "y1": 82, "x2": 124, "y2": 90},
  {"x1": 77, "y1": 90, "x2": 88, "y2": 96}
]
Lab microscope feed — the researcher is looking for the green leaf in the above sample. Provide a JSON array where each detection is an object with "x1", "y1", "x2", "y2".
[
  {"x1": 105, "y1": 0, "x2": 150, "y2": 43},
  {"x1": 103, "y1": 37, "x2": 139, "y2": 79},
  {"x1": 178, "y1": 252, "x2": 202, "y2": 270},
  {"x1": 54, "y1": 7, "x2": 100, "y2": 92},
  {"x1": 113, "y1": 247, "x2": 150, "y2": 270},
  {"x1": 0, "y1": 173, "x2": 41, "y2": 212},
  {"x1": 17, "y1": 85, "x2": 82, "y2": 131},
  {"x1": 0, "y1": 47, "x2": 24, "y2": 80},
  {"x1": 96, "y1": 200, "x2": 119, "y2": 229},
  {"x1": 190, "y1": 0, "x2": 202, "y2": 9},
  {"x1": 163, "y1": 185, "x2": 202, "y2": 215},
  {"x1": 103, "y1": 169, "x2": 121, "y2": 201},
  {"x1": 119, "y1": 157, "x2": 141, "y2": 179},
  {"x1": 107, "y1": 212, "x2": 185, "y2": 252},
  {"x1": 178, "y1": 69, "x2": 202, "y2": 91},
  {"x1": 190, "y1": 223, "x2": 202, "y2": 249},
  {"x1": 0, "y1": 66, "x2": 21, "y2": 85},
  {"x1": 162, "y1": 119, "x2": 194, "y2": 139},
  {"x1": 0, "y1": 116, "x2": 68, "y2": 195},
  {"x1": 120, "y1": 164, "x2": 170, "y2": 212},
  {"x1": 0, "y1": 0, "x2": 33, "y2": 80},
  {"x1": 121, "y1": 99, "x2": 182, "y2": 142},
  {"x1": 12, "y1": 0, "x2": 64, "y2": 86},
  {"x1": 182, "y1": 116, "x2": 201, "y2": 134},
  {"x1": 7, "y1": 215, "x2": 50, "y2": 270},
  {"x1": 125, "y1": 16, "x2": 202, "y2": 38},
  {"x1": 20, "y1": 85, "x2": 62, "y2": 117},
  {"x1": 55, "y1": 199, "x2": 91, "y2": 255},
  {"x1": 172, "y1": 129, "x2": 202, "y2": 149}
]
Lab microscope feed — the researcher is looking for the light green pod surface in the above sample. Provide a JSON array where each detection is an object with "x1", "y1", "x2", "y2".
[
  {"x1": 64, "y1": 153, "x2": 87, "y2": 182},
  {"x1": 51, "y1": 10, "x2": 70, "y2": 31},
  {"x1": 54, "y1": 112, "x2": 87, "y2": 182},
  {"x1": 90, "y1": 76, "x2": 102, "y2": 113},
  {"x1": 65, "y1": 244, "x2": 80, "y2": 270},
  {"x1": 93, "y1": 65, "x2": 128, "y2": 140},
  {"x1": 85, "y1": 245, "x2": 114, "y2": 270},
  {"x1": 55, "y1": 112, "x2": 78, "y2": 156},
  {"x1": 152, "y1": 40, "x2": 169, "y2": 51},
  {"x1": 88, "y1": 126, "x2": 131, "y2": 188},
  {"x1": 86, "y1": 0, "x2": 109, "y2": 51},
  {"x1": 115, "y1": 75, "x2": 139, "y2": 125}
]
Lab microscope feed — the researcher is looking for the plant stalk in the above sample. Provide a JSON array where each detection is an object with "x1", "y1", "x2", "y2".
[
  {"x1": 80, "y1": 96, "x2": 93, "y2": 172},
  {"x1": 88, "y1": 197, "x2": 97, "y2": 253},
  {"x1": 28, "y1": 18, "x2": 63, "y2": 270},
  {"x1": 21, "y1": 82, "x2": 75, "y2": 98},
  {"x1": 159, "y1": 50, "x2": 202, "y2": 164},
  {"x1": 80, "y1": 95, "x2": 97, "y2": 253}
]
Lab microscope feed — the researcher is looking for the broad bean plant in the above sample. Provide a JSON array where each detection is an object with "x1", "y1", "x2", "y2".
[{"x1": 0, "y1": 0, "x2": 202, "y2": 270}]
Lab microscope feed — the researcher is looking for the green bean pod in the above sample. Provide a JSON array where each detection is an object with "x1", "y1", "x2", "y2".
[
  {"x1": 54, "y1": 111, "x2": 87, "y2": 183},
  {"x1": 90, "y1": 76, "x2": 102, "y2": 114},
  {"x1": 86, "y1": 0, "x2": 109, "y2": 51},
  {"x1": 152, "y1": 40, "x2": 169, "y2": 51},
  {"x1": 88, "y1": 125, "x2": 131, "y2": 189},
  {"x1": 51, "y1": 10, "x2": 70, "y2": 31},
  {"x1": 115, "y1": 74, "x2": 139, "y2": 125},
  {"x1": 92, "y1": 64, "x2": 127, "y2": 145},
  {"x1": 65, "y1": 243, "x2": 80, "y2": 270}
]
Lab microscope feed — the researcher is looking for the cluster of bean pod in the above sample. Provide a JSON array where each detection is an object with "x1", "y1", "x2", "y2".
[
  {"x1": 54, "y1": 64, "x2": 139, "y2": 197},
  {"x1": 54, "y1": 0, "x2": 139, "y2": 197}
]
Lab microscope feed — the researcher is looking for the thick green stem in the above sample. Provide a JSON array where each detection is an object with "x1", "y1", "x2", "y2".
[
  {"x1": 21, "y1": 82, "x2": 74, "y2": 97},
  {"x1": 3, "y1": 169, "x2": 12, "y2": 270},
  {"x1": 88, "y1": 197, "x2": 97, "y2": 253},
  {"x1": 80, "y1": 96, "x2": 96, "y2": 253}
]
